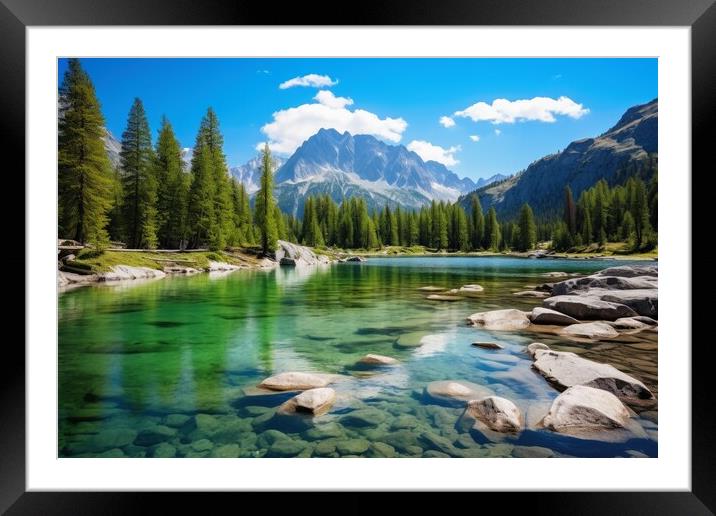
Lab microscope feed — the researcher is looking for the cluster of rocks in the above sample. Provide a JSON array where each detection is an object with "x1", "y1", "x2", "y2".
[{"x1": 467, "y1": 265, "x2": 657, "y2": 340}]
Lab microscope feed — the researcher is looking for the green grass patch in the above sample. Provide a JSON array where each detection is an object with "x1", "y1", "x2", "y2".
[{"x1": 72, "y1": 249, "x2": 251, "y2": 272}]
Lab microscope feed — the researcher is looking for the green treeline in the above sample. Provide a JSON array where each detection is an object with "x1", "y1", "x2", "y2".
[
  {"x1": 293, "y1": 194, "x2": 538, "y2": 252},
  {"x1": 551, "y1": 177, "x2": 658, "y2": 252},
  {"x1": 58, "y1": 59, "x2": 657, "y2": 255}
]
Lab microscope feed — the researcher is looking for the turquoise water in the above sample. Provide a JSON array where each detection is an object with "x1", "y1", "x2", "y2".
[{"x1": 58, "y1": 256, "x2": 658, "y2": 458}]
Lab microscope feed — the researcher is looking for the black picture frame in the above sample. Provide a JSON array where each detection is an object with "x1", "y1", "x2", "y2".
[{"x1": 3, "y1": 0, "x2": 711, "y2": 512}]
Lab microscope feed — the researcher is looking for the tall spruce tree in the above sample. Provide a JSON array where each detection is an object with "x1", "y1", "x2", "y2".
[
  {"x1": 58, "y1": 58, "x2": 114, "y2": 245},
  {"x1": 563, "y1": 186, "x2": 576, "y2": 236},
  {"x1": 470, "y1": 194, "x2": 485, "y2": 250},
  {"x1": 154, "y1": 116, "x2": 187, "y2": 248},
  {"x1": 485, "y1": 207, "x2": 501, "y2": 251},
  {"x1": 120, "y1": 98, "x2": 157, "y2": 248},
  {"x1": 186, "y1": 143, "x2": 214, "y2": 247},
  {"x1": 517, "y1": 203, "x2": 537, "y2": 251},
  {"x1": 255, "y1": 143, "x2": 279, "y2": 254}
]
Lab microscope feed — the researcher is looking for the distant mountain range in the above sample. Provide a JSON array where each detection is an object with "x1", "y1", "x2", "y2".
[
  {"x1": 101, "y1": 99, "x2": 656, "y2": 221},
  {"x1": 458, "y1": 98, "x2": 658, "y2": 220}
]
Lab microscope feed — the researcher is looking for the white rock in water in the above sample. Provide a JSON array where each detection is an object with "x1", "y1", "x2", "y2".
[
  {"x1": 259, "y1": 371, "x2": 334, "y2": 391},
  {"x1": 423, "y1": 380, "x2": 493, "y2": 407},
  {"x1": 275, "y1": 240, "x2": 330, "y2": 266},
  {"x1": 467, "y1": 309, "x2": 531, "y2": 331},
  {"x1": 543, "y1": 385, "x2": 631, "y2": 435},
  {"x1": 531, "y1": 350, "x2": 654, "y2": 406},
  {"x1": 99, "y1": 265, "x2": 166, "y2": 282},
  {"x1": 358, "y1": 354, "x2": 399, "y2": 366},
  {"x1": 465, "y1": 396, "x2": 523, "y2": 433},
  {"x1": 526, "y1": 342, "x2": 550, "y2": 358},
  {"x1": 278, "y1": 387, "x2": 336, "y2": 416},
  {"x1": 560, "y1": 322, "x2": 619, "y2": 339}
]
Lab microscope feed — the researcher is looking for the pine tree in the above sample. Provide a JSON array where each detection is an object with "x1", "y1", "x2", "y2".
[
  {"x1": 517, "y1": 203, "x2": 537, "y2": 251},
  {"x1": 455, "y1": 206, "x2": 469, "y2": 251},
  {"x1": 255, "y1": 143, "x2": 278, "y2": 254},
  {"x1": 120, "y1": 98, "x2": 157, "y2": 248},
  {"x1": 485, "y1": 207, "x2": 501, "y2": 251},
  {"x1": 187, "y1": 143, "x2": 214, "y2": 247},
  {"x1": 58, "y1": 58, "x2": 114, "y2": 245},
  {"x1": 154, "y1": 116, "x2": 187, "y2": 248},
  {"x1": 563, "y1": 186, "x2": 576, "y2": 236},
  {"x1": 632, "y1": 177, "x2": 651, "y2": 248},
  {"x1": 470, "y1": 194, "x2": 485, "y2": 250}
]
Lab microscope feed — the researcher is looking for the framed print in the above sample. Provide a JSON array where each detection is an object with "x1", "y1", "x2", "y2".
[{"x1": 4, "y1": 0, "x2": 713, "y2": 512}]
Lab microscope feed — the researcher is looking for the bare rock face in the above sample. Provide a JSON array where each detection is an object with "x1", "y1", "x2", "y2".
[
  {"x1": 530, "y1": 307, "x2": 580, "y2": 326},
  {"x1": 543, "y1": 295, "x2": 637, "y2": 321},
  {"x1": 259, "y1": 372, "x2": 335, "y2": 391},
  {"x1": 560, "y1": 322, "x2": 619, "y2": 339},
  {"x1": 278, "y1": 388, "x2": 336, "y2": 416},
  {"x1": 467, "y1": 309, "x2": 531, "y2": 331},
  {"x1": 423, "y1": 380, "x2": 493, "y2": 407},
  {"x1": 275, "y1": 240, "x2": 329, "y2": 266},
  {"x1": 464, "y1": 396, "x2": 523, "y2": 434},
  {"x1": 542, "y1": 385, "x2": 631, "y2": 435},
  {"x1": 357, "y1": 354, "x2": 399, "y2": 366},
  {"x1": 531, "y1": 350, "x2": 655, "y2": 407}
]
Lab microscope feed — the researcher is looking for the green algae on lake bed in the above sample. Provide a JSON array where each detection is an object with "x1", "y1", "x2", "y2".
[{"x1": 58, "y1": 256, "x2": 657, "y2": 458}]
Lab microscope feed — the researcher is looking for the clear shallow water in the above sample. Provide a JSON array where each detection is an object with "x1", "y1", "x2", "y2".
[{"x1": 58, "y1": 256, "x2": 658, "y2": 458}]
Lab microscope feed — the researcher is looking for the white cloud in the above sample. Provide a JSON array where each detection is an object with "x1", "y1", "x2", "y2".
[
  {"x1": 454, "y1": 96, "x2": 589, "y2": 124},
  {"x1": 279, "y1": 74, "x2": 338, "y2": 89},
  {"x1": 314, "y1": 90, "x2": 353, "y2": 109},
  {"x1": 469, "y1": 135, "x2": 480, "y2": 142},
  {"x1": 439, "y1": 116, "x2": 456, "y2": 128},
  {"x1": 407, "y1": 140, "x2": 460, "y2": 167},
  {"x1": 258, "y1": 95, "x2": 408, "y2": 155},
  {"x1": 494, "y1": 129, "x2": 502, "y2": 136}
]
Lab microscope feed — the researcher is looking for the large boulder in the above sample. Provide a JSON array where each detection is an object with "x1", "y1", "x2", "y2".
[
  {"x1": 258, "y1": 372, "x2": 335, "y2": 391},
  {"x1": 552, "y1": 275, "x2": 657, "y2": 296},
  {"x1": 594, "y1": 289, "x2": 658, "y2": 318},
  {"x1": 525, "y1": 342, "x2": 550, "y2": 358},
  {"x1": 463, "y1": 396, "x2": 523, "y2": 434},
  {"x1": 423, "y1": 380, "x2": 493, "y2": 407},
  {"x1": 560, "y1": 322, "x2": 619, "y2": 339},
  {"x1": 277, "y1": 388, "x2": 336, "y2": 416},
  {"x1": 543, "y1": 295, "x2": 637, "y2": 321},
  {"x1": 99, "y1": 265, "x2": 166, "y2": 282},
  {"x1": 530, "y1": 307, "x2": 580, "y2": 326},
  {"x1": 467, "y1": 309, "x2": 531, "y2": 331},
  {"x1": 594, "y1": 265, "x2": 658, "y2": 278},
  {"x1": 542, "y1": 385, "x2": 631, "y2": 436},
  {"x1": 275, "y1": 240, "x2": 329, "y2": 266},
  {"x1": 532, "y1": 350, "x2": 655, "y2": 406}
]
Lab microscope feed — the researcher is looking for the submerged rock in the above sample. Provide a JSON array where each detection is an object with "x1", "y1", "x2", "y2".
[
  {"x1": 530, "y1": 307, "x2": 579, "y2": 326},
  {"x1": 277, "y1": 387, "x2": 336, "y2": 416},
  {"x1": 543, "y1": 295, "x2": 637, "y2": 321},
  {"x1": 423, "y1": 380, "x2": 493, "y2": 407},
  {"x1": 258, "y1": 371, "x2": 335, "y2": 391},
  {"x1": 357, "y1": 354, "x2": 399, "y2": 366},
  {"x1": 513, "y1": 290, "x2": 549, "y2": 298},
  {"x1": 471, "y1": 341, "x2": 504, "y2": 350},
  {"x1": 339, "y1": 408, "x2": 386, "y2": 427},
  {"x1": 467, "y1": 309, "x2": 531, "y2": 331},
  {"x1": 426, "y1": 294, "x2": 463, "y2": 301},
  {"x1": 560, "y1": 322, "x2": 619, "y2": 339},
  {"x1": 542, "y1": 385, "x2": 631, "y2": 435},
  {"x1": 446, "y1": 285, "x2": 484, "y2": 297},
  {"x1": 418, "y1": 286, "x2": 445, "y2": 292},
  {"x1": 531, "y1": 349, "x2": 655, "y2": 406},
  {"x1": 394, "y1": 332, "x2": 427, "y2": 348},
  {"x1": 133, "y1": 425, "x2": 176, "y2": 446}
]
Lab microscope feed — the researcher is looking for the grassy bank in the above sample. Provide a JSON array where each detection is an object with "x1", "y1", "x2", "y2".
[{"x1": 70, "y1": 248, "x2": 268, "y2": 273}]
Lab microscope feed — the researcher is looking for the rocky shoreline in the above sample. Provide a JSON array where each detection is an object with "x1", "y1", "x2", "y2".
[{"x1": 57, "y1": 240, "x2": 333, "y2": 289}]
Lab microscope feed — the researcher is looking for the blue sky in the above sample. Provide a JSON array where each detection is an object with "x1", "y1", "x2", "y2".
[{"x1": 58, "y1": 58, "x2": 657, "y2": 181}]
